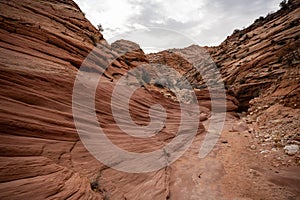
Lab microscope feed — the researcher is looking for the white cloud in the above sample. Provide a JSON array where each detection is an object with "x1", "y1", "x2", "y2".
[
  {"x1": 75, "y1": 0, "x2": 141, "y2": 35},
  {"x1": 158, "y1": 0, "x2": 206, "y2": 23},
  {"x1": 74, "y1": 0, "x2": 282, "y2": 49}
]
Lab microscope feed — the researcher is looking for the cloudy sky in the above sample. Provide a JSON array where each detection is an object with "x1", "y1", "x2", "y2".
[{"x1": 74, "y1": 0, "x2": 282, "y2": 52}]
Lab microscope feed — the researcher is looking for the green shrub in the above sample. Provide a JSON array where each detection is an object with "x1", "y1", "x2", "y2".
[
  {"x1": 97, "y1": 24, "x2": 104, "y2": 32},
  {"x1": 90, "y1": 181, "x2": 98, "y2": 191},
  {"x1": 280, "y1": 0, "x2": 288, "y2": 9}
]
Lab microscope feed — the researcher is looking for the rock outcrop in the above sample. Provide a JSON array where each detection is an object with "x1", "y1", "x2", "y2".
[
  {"x1": 0, "y1": 0, "x2": 174, "y2": 199},
  {"x1": 148, "y1": 0, "x2": 300, "y2": 164},
  {"x1": 0, "y1": 0, "x2": 105, "y2": 199},
  {"x1": 0, "y1": 1, "x2": 203, "y2": 199},
  {"x1": 145, "y1": 1, "x2": 300, "y2": 197},
  {"x1": 209, "y1": 0, "x2": 300, "y2": 112},
  {"x1": 0, "y1": 0, "x2": 299, "y2": 199},
  {"x1": 147, "y1": 46, "x2": 239, "y2": 112},
  {"x1": 148, "y1": 50, "x2": 200, "y2": 87},
  {"x1": 209, "y1": 0, "x2": 300, "y2": 166}
]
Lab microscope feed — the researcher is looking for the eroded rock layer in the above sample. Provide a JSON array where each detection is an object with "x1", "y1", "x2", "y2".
[
  {"x1": 0, "y1": 0, "x2": 299, "y2": 199},
  {"x1": 0, "y1": 0, "x2": 177, "y2": 199},
  {"x1": 209, "y1": 0, "x2": 300, "y2": 111}
]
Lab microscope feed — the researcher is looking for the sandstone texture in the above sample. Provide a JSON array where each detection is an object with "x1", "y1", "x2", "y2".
[
  {"x1": 0, "y1": 0, "x2": 299, "y2": 200},
  {"x1": 210, "y1": 0, "x2": 300, "y2": 112}
]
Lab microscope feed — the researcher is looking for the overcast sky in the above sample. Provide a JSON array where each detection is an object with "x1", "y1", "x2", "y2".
[{"x1": 74, "y1": 0, "x2": 282, "y2": 52}]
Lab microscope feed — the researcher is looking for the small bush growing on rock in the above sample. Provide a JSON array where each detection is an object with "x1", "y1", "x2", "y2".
[
  {"x1": 232, "y1": 29, "x2": 244, "y2": 38},
  {"x1": 90, "y1": 181, "x2": 99, "y2": 191},
  {"x1": 254, "y1": 16, "x2": 264, "y2": 23},
  {"x1": 97, "y1": 23, "x2": 104, "y2": 32},
  {"x1": 233, "y1": 29, "x2": 240, "y2": 35},
  {"x1": 280, "y1": 0, "x2": 288, "y2": 9}
]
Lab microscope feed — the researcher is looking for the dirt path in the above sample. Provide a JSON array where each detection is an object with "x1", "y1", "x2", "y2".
[{"x1": 167, "y1": 114, "x2": 300, "y2": 200}]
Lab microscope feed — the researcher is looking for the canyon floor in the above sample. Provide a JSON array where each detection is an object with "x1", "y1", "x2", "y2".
[{"x1": 163, "y1": 121, "x2": 298, "y2": 199}]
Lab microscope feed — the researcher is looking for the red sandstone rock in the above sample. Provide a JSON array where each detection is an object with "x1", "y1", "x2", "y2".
[{"x1": 0, "y1": 0, "x2": 299, "y2": 199}]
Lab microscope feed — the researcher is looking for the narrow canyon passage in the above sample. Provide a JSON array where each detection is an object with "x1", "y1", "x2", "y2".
[{"x1": 0, "y1": 0, "x2": 299, "y2": 199}]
